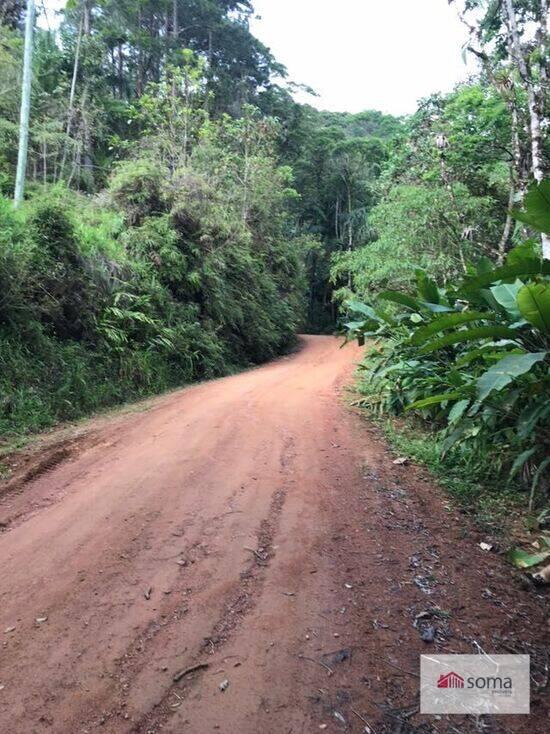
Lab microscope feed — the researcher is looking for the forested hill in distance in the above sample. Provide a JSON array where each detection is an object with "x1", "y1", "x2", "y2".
[
  {"x1": 0, "y1": 0, "x2": 548, "y2": 524},
  {"x1": 0, "y1": 0, "x2": 405, "y2": 434}
]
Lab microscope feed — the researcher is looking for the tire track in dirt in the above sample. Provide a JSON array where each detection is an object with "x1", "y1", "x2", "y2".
[{"x1": 131, "y1": 437, "x2": 296, "y2": 734}]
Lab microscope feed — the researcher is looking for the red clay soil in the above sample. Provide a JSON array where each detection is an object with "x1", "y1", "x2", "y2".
[{"x1": 0, "y1": 336, "x2": 548, "y2": 734}]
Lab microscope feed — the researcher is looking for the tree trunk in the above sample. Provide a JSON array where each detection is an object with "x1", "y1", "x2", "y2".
[
  {"x1": 502, "y1": 0, "x2": 546, "y2": 183},
  {"x1": 503, "y1": 0, "x2": 549, "y2": 258},
  {"x1": 80, "y1": 1, "x2": 94, "y2": 190},
  {"x1": 118, "y1": 42, "x2": 124, "y2": 98},
  {"x1": 59, "y1": 13, "x2": 83, "y2": 181},
  {"x1": 82, "y1": 0, "x2": 90, "y2": 35},
  {"x1": 42, "y1": 138, "x2": 47, "y2": 183},
  {"x1": 172, "y1": 0, "x2": 178, "y2": 40},
  {"x1": 497, "y1": 178, "x2": 515, "y2": 264},
  {"x1": 242, "y1": 137, "x2": 250, "y2": 222}
]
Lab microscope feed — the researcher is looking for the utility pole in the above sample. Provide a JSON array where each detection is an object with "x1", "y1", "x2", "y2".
[{"x1": 14, "y1": 0, "x2": 36, "y2": 207}]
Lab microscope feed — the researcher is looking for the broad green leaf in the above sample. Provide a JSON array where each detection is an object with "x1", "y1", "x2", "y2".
[
  {"x1": 459, "y1": 260, "x2": 550, "y2": 292},
  {"x1": 415, "y1": 270, "x2": 439, "y2": 304},
  {"x1": 419, "y1": 326, "x2": 519, "y2": 354},
  {"x1": 506, "y1": 239, "x2": 539, "y2": 266},
  {"x1": 510, "y1": 180, "x2": 550, "y2": 234},
  {"x1": 480, "y1": 288, "x2": 502, "y2": 312},
  {"x1": 406, "y1": 391, "x2": 465, "y2": 411},
  {"x1": 507, "y1": 547, "x2": 550, "y2": 569},
  {"x1": 517, "y1": 282, "x2": 550, "y2": 333},
  {"x1": 490, "y1": 280, "x2": 523, "y2": 320},
  {"x1": 346, "y1": 300, "x2": 380, "y2": 321},
  {"x1": 476, "y1": 352, "x2": 547, "y2": 403},
  {"x1": 410, "y1": 311, "x2": 496, "y2": 345},
  {"x1": 448, "y1": 398, "x2": 470, "y2": 425}
]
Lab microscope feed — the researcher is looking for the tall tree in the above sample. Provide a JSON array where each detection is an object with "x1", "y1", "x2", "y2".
[
  {"x1": 452, "y1": 0, "x2": 549, "y2": 257},
  {"x1": 13, "y1": 0, "x2": 35, "y2": 206}
]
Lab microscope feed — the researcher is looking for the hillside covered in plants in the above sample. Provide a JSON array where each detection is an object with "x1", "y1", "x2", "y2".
[{"x1": 0, "y1": 0, "x2": 548, "y2": 517}]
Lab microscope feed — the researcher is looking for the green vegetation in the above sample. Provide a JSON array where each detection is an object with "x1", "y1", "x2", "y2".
[
  {"x1": 344, "y1": 186, "x2": 549, "y2": 512},
  {"x1": 334, "y1": 1, "x2": 550, "y2": 514},
  {"x1": 0, "y1": 0, "x2": 548, "y2": 523},
  {"x1": 0, "y1": 46, "x2": 310, "y2": 436}
]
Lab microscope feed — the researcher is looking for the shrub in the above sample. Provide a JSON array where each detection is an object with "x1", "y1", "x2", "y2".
[
  {"x1": 344, "y1": 182, "x2": 550, "y2": 509},
  {"x1": 110, "y1": 159, "x2": 167, "y2": 225}
]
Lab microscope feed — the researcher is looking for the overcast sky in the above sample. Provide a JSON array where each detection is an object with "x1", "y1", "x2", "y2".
[{"x1": 41, "y1": 0, "x2": 477, "y2": 116}]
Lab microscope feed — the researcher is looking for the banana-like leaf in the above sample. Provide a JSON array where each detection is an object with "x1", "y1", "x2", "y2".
[
  {"x1": 506, "y1": 239, "x2": 539, "y2": 265},
  {"x1": 409, "y1": 311, "x2": 496, "y2": 345},
  {"x1": 346, "y1": 300, "x2": 379, "y2": 320},
  {"x1": 419, "y1": 326, "x2": 519, "y2": 354},
  {"x1": 406, "y1": 391, "x2": 465, "y2": 411},
  {"x1": 459, "y1": 260, "x2": 550, "y2": 292},
  {"x1": 476, "y1": 352, "x2": 547, "y2": 403},
  {"x1": 517, "y1": 282, "x2": 550, "y2": 333},
  {"x1": 508, "y1": 547, "x2": 550, "y2": 569},
  {"x1": 490, "y1": 280, "x2": 523, "y2": 320},
  {"x1": 510, "y1": 180, "x2": 550, "y2": 235}
]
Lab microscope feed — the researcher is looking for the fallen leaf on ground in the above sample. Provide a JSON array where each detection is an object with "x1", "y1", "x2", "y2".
[{"x1": 508, "y1": 547, "x2": 550, "y2": 569}]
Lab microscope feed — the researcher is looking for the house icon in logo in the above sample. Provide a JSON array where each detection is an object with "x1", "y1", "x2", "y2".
[{"x1": 437, "y1": 672, "x2": 465, "y2": 689}]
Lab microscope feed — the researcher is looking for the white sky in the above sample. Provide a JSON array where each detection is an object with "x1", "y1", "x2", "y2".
[
  {"x1": 40, "y1": 0, "x2": 478, "y2": 116},
  {"x1": 250, "y1": 0, "x2": 477, "y2": 115}
]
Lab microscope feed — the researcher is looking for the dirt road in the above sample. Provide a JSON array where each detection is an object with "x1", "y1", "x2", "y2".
[{"x1": 0, "y1": 336, "x2": 547, "y2": 734}]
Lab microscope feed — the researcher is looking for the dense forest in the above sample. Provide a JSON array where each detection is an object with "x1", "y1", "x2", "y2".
[{"x1": 0, "y1": 0, "x2": 548, "y2": 510}]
